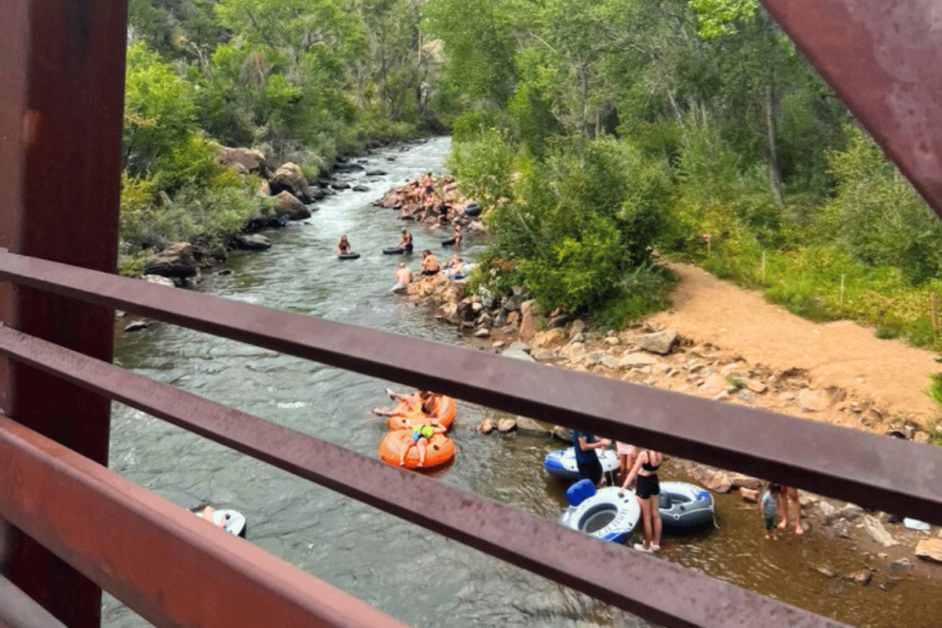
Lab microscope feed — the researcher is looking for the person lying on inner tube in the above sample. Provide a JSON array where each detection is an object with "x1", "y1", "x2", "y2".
[
  {"x1": 400, "y1": 418, "x2": 447, "y2": 467},
  {"x1": 372, "y1": 389, "x2": 436, "y2": 416},
  {"x1": 200, "y1": 506, "x2": 230, "y2": 530},
  {"x1": 336, "y1": 235, "x2": 351, "y2": 255}
]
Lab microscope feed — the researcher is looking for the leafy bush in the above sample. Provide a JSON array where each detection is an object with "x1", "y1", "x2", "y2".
[{"x1": 821, "y1": 125, "x2": 942, "y2": 285}]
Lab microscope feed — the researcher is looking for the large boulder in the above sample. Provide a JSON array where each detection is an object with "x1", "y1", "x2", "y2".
[
  {"x1": 144, "y1": 242, "x2": 197, "y2": 279},
  {"x1": 270, "y1": 162, "x2": 314, "y2": 202},
  {"x1": 218, "y1": 146, "x2": 268, "y2": 178},
  {"x1": 273, "y1": 191, "x2": 312, "y2": 220},
  {"x1": 636, "y1": 330, "x2": 678, "y2": 355},
  {"x1": 233, "y1": 234, "x2": 272, "y2": 250}
]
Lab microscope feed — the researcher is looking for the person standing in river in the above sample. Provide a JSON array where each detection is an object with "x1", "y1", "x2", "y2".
[
  {"x1": 777, "y1": 485, "x2": 803, "y2": 534},
  {"x1": 336, "y1": 235, "x2": 351, "y2": 255},
  {"x1": 453, "y1": 222, "x2": 462, "y2": 249},
  {"x1": 573, "y1": 430, "x2": 611, "y2": 487},
  {"x1": 761, "y1": 483, "x2": 782, "y2": 540},
  {"x1": 620, "y1": 449, "x2": 663, "y2": 552},
  {"x1": 396, "y1": 228, "x2": 413, "y2": 253}
]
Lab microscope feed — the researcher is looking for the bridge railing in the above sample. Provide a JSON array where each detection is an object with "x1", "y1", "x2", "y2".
[{"x1": 4, "y1": 1, "x2": 942, "y2": 627}]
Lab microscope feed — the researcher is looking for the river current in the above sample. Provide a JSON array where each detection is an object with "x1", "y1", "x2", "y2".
[{"x1": 103, "y1": 137, "x2": 942, "y2": 628}]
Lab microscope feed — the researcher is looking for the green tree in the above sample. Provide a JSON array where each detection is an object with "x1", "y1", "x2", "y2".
[{"x1": 123, "y1": 41, "x2": 197, "y2": 177}]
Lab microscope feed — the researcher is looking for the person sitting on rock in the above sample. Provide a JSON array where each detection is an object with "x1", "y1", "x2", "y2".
[
  {"x1": 336, "y1": 235, "x2": 351, "y2": 255},
  {"x1": 420, "y1": 250, "x2": 441, "y2": 275}
]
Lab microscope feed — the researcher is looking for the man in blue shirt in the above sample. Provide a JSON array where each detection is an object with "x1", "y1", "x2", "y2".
[{"x1": 572, "y1": 430, "x2": 611, "y2": 487}]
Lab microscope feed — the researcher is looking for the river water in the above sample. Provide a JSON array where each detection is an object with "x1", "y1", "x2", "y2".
[{"x1": 103, "y1": 137, "x2": 942, "y2": 628}]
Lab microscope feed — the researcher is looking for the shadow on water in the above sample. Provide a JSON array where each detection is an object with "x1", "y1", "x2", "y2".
[{"x1": 105, "y1": 137, "x2": 942, "y2": 628}]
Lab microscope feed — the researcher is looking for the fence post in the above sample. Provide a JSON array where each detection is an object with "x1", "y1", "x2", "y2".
[{"x1": 0, "y1": 1, "x2": 127, "y2": 626}]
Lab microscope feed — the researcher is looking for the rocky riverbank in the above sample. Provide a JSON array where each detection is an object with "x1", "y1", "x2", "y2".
[{"x1": 399, "y1": 268, "x2": 942, "y2": 583}]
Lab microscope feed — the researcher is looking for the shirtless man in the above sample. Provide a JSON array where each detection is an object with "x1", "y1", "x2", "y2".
[
  {"x1": 453, "y1": 222, "x2": 462, "y2": 249},
  {"x1": 391, "y1": 262, "x2": 413, "y2": 292},
  {"x1": 420, "y1": 250, "x2": 441, "y2": 275},
  {"x1": 396, "y1": 228, "x2": 413, "y2": 252}
]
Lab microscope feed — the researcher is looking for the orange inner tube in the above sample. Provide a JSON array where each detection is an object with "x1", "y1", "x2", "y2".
[
  {"x1": 387, "y1": 395, "x2": 456, "y2": 430},
  {"x1": 378, "y1": 430, "x2": 455, "y2": 469}
]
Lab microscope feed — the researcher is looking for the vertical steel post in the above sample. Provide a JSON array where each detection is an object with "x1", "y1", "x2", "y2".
[{"x1": 0, "y1": 1, "x2": 127, "y2": 626}]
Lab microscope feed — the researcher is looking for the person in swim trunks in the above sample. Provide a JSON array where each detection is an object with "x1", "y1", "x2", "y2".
[
  {"x1": 399, "y1": 419, "x2": 446, "y2": 467},
  {"x1": 620, "y1": 449, "x2": 663, "y2": 552}
]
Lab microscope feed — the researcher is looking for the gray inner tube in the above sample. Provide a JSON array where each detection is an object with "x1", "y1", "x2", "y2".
[
  {"x1": 338, "y1": 252, "x2": 360, "y2": 260},
  {"x1": 383, "y1": 247, "x2": 404, "y2": 255},
  {"x1": 441, "y1": 238, "x2": 456, "y2": 247},
  {"x1": 579, "y1": 502, "x2": 619, "y2": 534}
]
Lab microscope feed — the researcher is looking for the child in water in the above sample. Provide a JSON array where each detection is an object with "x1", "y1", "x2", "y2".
[{"x1": 761, "y1": 482, "x2": 782, "y2": 540}]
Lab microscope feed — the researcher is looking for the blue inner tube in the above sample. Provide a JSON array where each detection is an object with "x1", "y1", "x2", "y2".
[
  {"x1": 559, "y1": 487, "x2": 641, "y2": 544},
  {"x1": 543, "y1": 447, "x2": 620, "y2": 482},
  {"x1": 383, "y1": 247, "x2": 404, "y2": 255},
  {"x1": 658, "y1": 481, "x2": 714, "y2": 531},
  {"x1": 338, "y1": 252, "x2": 360, "y2": 260}
]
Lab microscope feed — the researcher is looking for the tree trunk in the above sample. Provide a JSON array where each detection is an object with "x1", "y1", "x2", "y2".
[{"x1": 765, "y1": 82, "x2": 784, "y2": 206}]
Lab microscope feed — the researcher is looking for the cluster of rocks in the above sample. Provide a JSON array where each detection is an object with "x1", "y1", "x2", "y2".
[{"x1": 374, "y1": 173, "x2": 485, "y2": 231}]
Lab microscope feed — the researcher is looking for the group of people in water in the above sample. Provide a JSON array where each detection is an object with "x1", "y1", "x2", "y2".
[
  {"x1": 373, "y1": 388, "x2": 446, "y2": 467},
  {"x1": 333, "y1": 227, "x2": 470, "y2": 293},
  {"x1": 573, "y1": 431, "x2": 802, "y2": 553}
]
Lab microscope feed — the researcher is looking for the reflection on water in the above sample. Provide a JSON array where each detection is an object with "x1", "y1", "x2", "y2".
[{"x1": 104, "y1": 137, "x2": 941, "y2": 628}]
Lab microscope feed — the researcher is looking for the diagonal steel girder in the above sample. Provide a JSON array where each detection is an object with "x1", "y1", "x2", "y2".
[{"x1": 760, "y1": 0, "x2": 942, "y2": 218}]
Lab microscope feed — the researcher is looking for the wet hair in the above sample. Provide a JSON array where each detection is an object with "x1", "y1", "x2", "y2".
[
  {"x1": 402, "y1": 228, "x2": 408, "y2": 233},
  {"x1": 768, "y1": 482, "x2": 782, "y2": 494},
  {"x1": 423, "y1": 249, "x2": 432, "y2": 256},
  {"x1": 398, "y1": 262, "x2": 405, "y2": 268}
]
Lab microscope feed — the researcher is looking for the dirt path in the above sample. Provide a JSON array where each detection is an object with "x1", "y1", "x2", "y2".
[{"x1": 648, "y1": 263, "x2": 940, "y2": 428}]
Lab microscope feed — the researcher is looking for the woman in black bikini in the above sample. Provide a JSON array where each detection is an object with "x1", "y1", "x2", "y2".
[{"x1": 619, "y1": 449, "x2": 663, "y2": 552}]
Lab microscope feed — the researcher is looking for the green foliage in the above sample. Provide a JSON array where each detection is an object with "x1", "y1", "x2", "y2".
[
  {"x1": 152, "y1": 133, "x2": 222, "y2": 193},
  {"x1": 927, "y1": 373, "x2": 942, "y2": 408},
  {"x1": 423, "y1": 0, "x2": 519, "y2": 107},
  {"x1": 690, "y1": 0, "x2": 759, "y2": 39},
  {"x1": 875, "y1": 327, "x2": 900, "y2": 340},
  {"x1": 450, "y1": 110, "x2": 512, "y2": 143},
  {"x1": 120, "y1": 170, "x2": 266, "y2": 257},
  {"x1": 821, "y1": 125, "x2": 942, "y2": 285},
  {"x1": 448, "y1": 128, "x2": 518, "y2": 208},
  {"x1": 468, "y1": 136, "x2": 672, "y2": 316},
  {"x1": 123, "y1": 41, "x2": 197, "y2": 177}
]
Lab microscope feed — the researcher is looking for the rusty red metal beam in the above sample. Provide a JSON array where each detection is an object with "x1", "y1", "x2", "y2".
[
  {"x1": 0, "y1": 415, "x2": 416, "y2": 628},
  {"x1": 0, "y1": 576, "x2": 68, "y2": 628},
  {"x1": 1, "y1": 252, "x2": 941, "y2": 526},
  {"x1": 760, "y1": 0, "x2": 942, "y2": 218},
  {"x1": 0, "y1": 334, "x2": 852, "y2": 628},
  {"x1": 0, "y1": 0, "x2": 127, "y2": 624}
]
